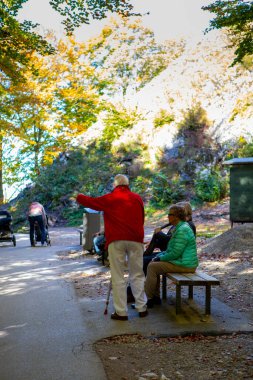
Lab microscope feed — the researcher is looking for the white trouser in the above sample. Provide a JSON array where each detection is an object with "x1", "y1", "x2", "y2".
[{"x1": 108, "y1": 240, "x2": 147, "y2": 316}]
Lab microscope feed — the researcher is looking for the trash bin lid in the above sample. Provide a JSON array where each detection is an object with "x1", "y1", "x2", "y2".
[
  {"x1": 223, "y1": 157, "x2": 253, "y2": 165},
  {"x1": 84, "y1": 208, "x2": 100, "y2": 213}
]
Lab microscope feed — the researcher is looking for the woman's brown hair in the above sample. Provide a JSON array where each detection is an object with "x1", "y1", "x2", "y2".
[{"x1": 169, "y1": 204, "x2": 186, "y2": 221}]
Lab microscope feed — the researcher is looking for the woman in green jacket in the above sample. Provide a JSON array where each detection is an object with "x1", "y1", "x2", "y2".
[{"x1": 145, "y1": 204, "x2": 198, "y2": 308}]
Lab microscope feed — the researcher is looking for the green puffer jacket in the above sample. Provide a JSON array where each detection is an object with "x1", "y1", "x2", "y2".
[{"x1": 158, "y1": 221, "x2": 198, "y2": 268}]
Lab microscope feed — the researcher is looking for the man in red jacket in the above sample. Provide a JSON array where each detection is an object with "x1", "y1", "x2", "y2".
[{"x1": 76, "y1": 174, "x2": 147, "y2": 320}]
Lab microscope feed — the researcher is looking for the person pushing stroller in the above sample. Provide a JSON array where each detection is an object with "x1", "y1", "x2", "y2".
[{"x1": 27, "y1": 201, "x2": 47, "y2": 246}]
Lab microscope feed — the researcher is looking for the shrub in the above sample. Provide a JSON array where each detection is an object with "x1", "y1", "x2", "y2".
[
  {"x1": 149, "y1": 172, "x2": 186, "y2": 208},
  {"x1": 225, "y1": 137, "x2": 253, "y2": 163},
  {"x1": 236, "y1": 136, "x2": 253, "y2": 157},
  {"x1": 131, "y1": 175, "x2": 151, "y2": 196},
  {"x1": 177, "y1": 102, "x2": 210, "y2": 135},
  {"x1": 194, "y1": 169, "x2": 228, "y2": 202},
  {"x1": 62, "y1": 207, "x2": 84, "y2": 227}
]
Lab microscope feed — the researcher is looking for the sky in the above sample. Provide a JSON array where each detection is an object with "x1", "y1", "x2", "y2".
[{"x1": 18, "y1": 0, "x2": 214, "y2": 43}]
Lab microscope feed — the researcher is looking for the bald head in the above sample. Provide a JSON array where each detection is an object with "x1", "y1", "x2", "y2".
[{"x1": 113, "y1": 174, "x2": 129, "y2": 188}]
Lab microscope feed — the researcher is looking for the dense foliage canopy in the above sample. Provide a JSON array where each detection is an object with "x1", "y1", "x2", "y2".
[
  {"x1": 0, "y1": 0, "x2": 54, "y2": 83},
  {"x1": 0, "y1": 0, "x2": 137, "y2": 82},
  {"x1": 202, "y1": 0, "x2": 253, "y2": 65}
]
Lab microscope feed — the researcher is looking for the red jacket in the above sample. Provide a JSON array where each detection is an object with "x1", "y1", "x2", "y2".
[{"x1": 76, "y1": 185, "x2": 144, "y2": 247}]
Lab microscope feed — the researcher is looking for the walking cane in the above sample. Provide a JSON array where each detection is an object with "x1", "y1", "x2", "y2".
[{"x1": 104, "y1": 279, "x2": 112, "y2": 315}]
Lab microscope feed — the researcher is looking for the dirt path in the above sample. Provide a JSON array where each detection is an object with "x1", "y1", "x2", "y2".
[{"x1": 48, "y1": 226, "x2": 81, "y2": 247}]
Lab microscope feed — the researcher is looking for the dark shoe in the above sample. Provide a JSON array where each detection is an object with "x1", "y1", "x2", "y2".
[
  {"x1": 139, "y1": 310, "x2": 148, "y2": 318},
  {"x1": 31, "y1": 243, "x2": 35, "y2": 247},
  {"x1": 111, "y1": 312, "x2": 128, "y2": 321},
  {"x1": 147, "y1": 296, "x2": 161, "y2": 308},
  {"x1": 131, "y1": 303, "x2": 136, "y2": 309}
]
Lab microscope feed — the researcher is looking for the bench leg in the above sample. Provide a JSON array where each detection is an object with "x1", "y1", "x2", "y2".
[
  {"x1": 176, "y1": 285, "x2": 181, "y2": 314},
  {"x1": 162, "y1": 275, "x2": 167, "y2": 300},
  {"x1": 188, "y1": 285, "x2": 193, "y2": 299},
  {"x1": 79, "y1": 232, "x2": 83, "y2": 246},
  {"x1": 205, "y1": 285, "x2": 211, "y2": 315}
]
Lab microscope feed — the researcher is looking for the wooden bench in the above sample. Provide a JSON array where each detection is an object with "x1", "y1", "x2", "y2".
[{"x1": 162, "y1": 271, "x2": 220, "y2": 315}]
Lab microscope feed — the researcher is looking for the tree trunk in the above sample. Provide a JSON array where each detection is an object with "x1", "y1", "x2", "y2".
[{"x1": 34, "y1": 146, "x2": 39, "y2": 175}]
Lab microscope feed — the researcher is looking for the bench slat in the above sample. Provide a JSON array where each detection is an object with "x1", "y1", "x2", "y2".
[
  {"x1": 166, "y1": 273, "x2": 190, "y2": 282},
  {"x1": 195, "y1": 271, "x2": 220, "y2": 283},
  {"x1": 170, "y1": 279, "x2": 216, "y2": 286},
  {"x1": 166, "y1": 272, "x2": 220, "y2": 285},
  {"x1": 180, "y1": 273, "x2": 204, "y2": 281},
  {"x1": 167, "y1": 273, "x2": 205, "y2": 286},
  {"x1": 181, "y1": 272, "x2": 220, "y2": 285}
]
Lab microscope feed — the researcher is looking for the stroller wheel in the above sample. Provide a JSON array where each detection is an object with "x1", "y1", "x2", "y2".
[{"x1": 12, "y1": 235, "x2": 16, "y2": 247}]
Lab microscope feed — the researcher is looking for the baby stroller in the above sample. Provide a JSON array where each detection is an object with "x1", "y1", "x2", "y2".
[
  {"x1": 0, "y1": 210, "x2": 16, "y2": 246},
  {"x1": 34, "y1": 215, "x2": 51, "y2": 246}
]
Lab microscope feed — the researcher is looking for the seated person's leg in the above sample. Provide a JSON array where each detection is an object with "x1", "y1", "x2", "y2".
[
  {"x1": 154, "y1": 232, "x2": 171, "y2": 251},
  {"x1": 145, "y1": 261, "x2": 165, "y2": 301},
  {"x1": 143, "y1": 253, "x2": 157, "y2": 276},
  {"x1": 145, "y1": 261, "x2": 196, "y2": 306},
  {"x1": 144, "y1": 232, "x2": 170, "y2": 256},
  {"x1": 143, "y1": 234, "x2": 156, "y2": 256},
  {"x1": 145, "y1": 261, "x2": 177, "y2": 304}
]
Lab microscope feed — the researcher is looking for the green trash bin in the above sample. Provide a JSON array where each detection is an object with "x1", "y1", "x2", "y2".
[{"x1": 224, "y1": 157, "x2": 253, "y2": 226}]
